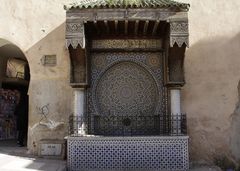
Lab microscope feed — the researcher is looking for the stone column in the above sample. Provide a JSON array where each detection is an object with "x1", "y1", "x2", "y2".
[
  {"x1": 74, "y1": 89, "x2": 86, "y2": 135},
  {"x1": 170, "y1": 89, "x2": 181, "y2": 135}
]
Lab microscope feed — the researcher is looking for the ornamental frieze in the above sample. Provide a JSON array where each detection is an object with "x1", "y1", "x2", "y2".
[
  {"x1": 66, "y1": 23, "x2": 84, "y2": 33},
  {"x1": 170, "y1": 22, "x2": 188, "y2": 34},
  {"x1": 170, "y1": 36, "x2": 189, "y2": 47},
  {"x1": 170, "y1": 21, "x2": 189, "y2": 47},
  {"x1": 66, "y1": 39, "x2": 85, "y2": 49},
  {"x1": 92, "y1": 39, "x2": 162, "y2": 50}
]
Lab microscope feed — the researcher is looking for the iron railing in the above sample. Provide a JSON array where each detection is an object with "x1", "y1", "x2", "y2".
[{"x1": 69, "y1": 113, "x2": 187, "y2": 136}]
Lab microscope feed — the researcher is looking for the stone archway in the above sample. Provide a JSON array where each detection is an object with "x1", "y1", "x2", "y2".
[{"x1": 0, "y1": 38, "x2": 30, "y2": 147}]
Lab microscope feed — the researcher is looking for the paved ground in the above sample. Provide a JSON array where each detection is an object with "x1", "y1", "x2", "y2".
[
  {"x1": 0, "y1": 140, "x2": 66, "y2": 171},
  {"x1": 190, "y1": 166, "x2": 222, "y2": 171}
]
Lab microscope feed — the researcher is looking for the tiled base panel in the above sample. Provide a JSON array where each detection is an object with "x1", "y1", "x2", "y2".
[{"x1": 67, "y1": 136, "x2": 189, "y2": 171}]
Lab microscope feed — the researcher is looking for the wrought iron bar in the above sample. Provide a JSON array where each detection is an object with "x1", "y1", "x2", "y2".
[
  {"x1": 69, "y1": 113, "x2": 187, "y2": 137},
  {"x1": 69, "y1": 115, "x2": 87, "y2": 136}
]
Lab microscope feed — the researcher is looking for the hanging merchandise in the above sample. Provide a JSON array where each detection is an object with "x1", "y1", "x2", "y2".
[{"x1": 0, "y1": 89, "x2": 20, "y2": 140}]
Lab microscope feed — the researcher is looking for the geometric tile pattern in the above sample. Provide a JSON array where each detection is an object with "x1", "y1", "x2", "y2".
[
  {"x1": 96, "y1": 62, "x2": 158, "y2": 118},
  {"x1": 88, "y1": 52, "x2": 167, "y2": 134},
  {"x1": 67, "y1": 136, "x2": 189, "y2": 171}
]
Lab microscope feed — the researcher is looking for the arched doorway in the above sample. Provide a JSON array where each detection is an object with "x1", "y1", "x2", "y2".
[{"x1": 0, "y1": 39, "x2": 30, "y2": 147}]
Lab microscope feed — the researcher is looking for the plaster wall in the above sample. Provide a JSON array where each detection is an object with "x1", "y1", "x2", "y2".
[
  {"x1": 0, "y1": 0, "x2": 240, "y2": 163},
  {"x1": 180, "y1": 0, "x2": 240, "y2": 163},
  {"x1": 0, "y1": 0, "x2": 73, "y2": 155}
]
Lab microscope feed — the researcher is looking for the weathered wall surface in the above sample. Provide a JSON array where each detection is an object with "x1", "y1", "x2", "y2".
[
  {"x1": 180, "y1": 0, "x2": 240, "y2": 163},
  {"x1": 0, "y1": 0, "x2": 240, "y2": 163},
  {"x1": 0, "y1": 0, "x2": 73, "y2": 154}
]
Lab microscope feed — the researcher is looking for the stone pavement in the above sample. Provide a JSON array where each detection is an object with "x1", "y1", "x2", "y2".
[
  {"x1": 0, "y1": 153, "x2": 66, "y2": 171},
  {"x1": 190, "y1": 166, "x2": 222, "y2": 171},
  {"x1": 0, "y1": 140, "x2": 66, "y2": 171}
]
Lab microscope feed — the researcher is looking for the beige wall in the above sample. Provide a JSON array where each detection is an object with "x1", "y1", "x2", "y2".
[
  {"x1": 1, "y1": 0, "x2": 240, "y2": 163},
  {"x1": 0, "y1": 0, "x2": 73, "y2": 155},
  {"x1": 180, "y1": 0, "x2": 240, "y2": 163}
]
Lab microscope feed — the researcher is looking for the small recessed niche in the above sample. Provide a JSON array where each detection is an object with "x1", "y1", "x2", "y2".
[{"x1": 41, "y1": 55, "x2": 57, "y2": 66}]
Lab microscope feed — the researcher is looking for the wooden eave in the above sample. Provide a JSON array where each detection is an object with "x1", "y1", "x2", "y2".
[{"x1": 65, "y1": 8, "x2": 189, "y2": 49}]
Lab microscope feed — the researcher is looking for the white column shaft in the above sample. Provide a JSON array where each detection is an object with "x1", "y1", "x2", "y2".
[
  {"x1": 74, "y1": 89, "x2": 85, "y2": 135},
  {"x1": 74, "y1": 89, "x2": 85, "y2": 116},
  {"x1": 170, "y1": 89, "x2": 181, "y2": 135},
  {"x1": 170, "y1": 89, "x2": 181, "y2": 115}
]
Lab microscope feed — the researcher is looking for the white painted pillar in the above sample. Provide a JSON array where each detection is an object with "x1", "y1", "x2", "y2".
[
  {"x1": 170, "y1": 89, "x2": 181, "y2": 135},
  {"x1": 171, "y1": 89, "x2": 181, "y2": 115},
  {"x1": 74, "y1": 89, "x2": 86, "y2": 135}
]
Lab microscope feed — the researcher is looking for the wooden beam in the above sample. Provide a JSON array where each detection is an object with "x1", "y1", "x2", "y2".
[
  {"x1": 67, "y1": 9, "x2": 188, "y2": 22},
  {"x1": 104, "y1": 20, "x2": 109, "y2": 34},
  {"x1": 125, "y1": 20, "x2": 128, "y2": 35},
  {"x1": 143, "y1": 20, "x2": 149, "y2": 35},
  {"x1": 134, "y1": 20, "x2": 139, "y2": 35},
  {"x1": 93, "y1": 20, "x2": 99, "y2": 35},
  {"x1": 160, "y1": 22, "x2": 167, "y2": 37},
  {"x1": 152, "y1": 20, "x2": 160, "y2": 36},
  {"x1": 115, "y1": 20, "x2": 118, "y2": 33}
]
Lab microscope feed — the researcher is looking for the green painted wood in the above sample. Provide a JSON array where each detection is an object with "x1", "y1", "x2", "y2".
[{"x1": 64, "y1": 0, "x2": 189, "y2": 10}]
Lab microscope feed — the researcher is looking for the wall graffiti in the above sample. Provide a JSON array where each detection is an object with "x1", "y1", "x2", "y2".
[{"x1": 32, "y1": 104, "x2": 64, "y2": 131}]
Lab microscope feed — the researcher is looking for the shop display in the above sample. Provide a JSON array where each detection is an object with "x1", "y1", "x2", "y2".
[{"x1": 0, "y1": 89, "x2": 20, "y2": 140}]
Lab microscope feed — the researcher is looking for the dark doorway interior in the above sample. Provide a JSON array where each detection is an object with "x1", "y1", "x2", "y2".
[
  {"x1": 0, "y1": 42, "x2": 30, "y2": 147},
  {"x1": 1, "y1": 83, "x2": 29, "y2": 146}
]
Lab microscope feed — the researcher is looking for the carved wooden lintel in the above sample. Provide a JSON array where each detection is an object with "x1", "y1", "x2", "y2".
[{"x1": 66, "y1": 9, "x2": 177, "y2": 21}]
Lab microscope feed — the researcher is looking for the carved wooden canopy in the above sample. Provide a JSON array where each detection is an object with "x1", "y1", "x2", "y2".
[
  {"x1": 64, "y1": 0, "x2": 190, "y2": 88},
  {"x1": 65, "y1": 0, "x2": 189, "y2": 49}
]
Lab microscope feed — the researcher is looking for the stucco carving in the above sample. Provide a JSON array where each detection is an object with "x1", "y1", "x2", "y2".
[{"x1": 92, "y1": 39, "x2": 162, "y2": 50}]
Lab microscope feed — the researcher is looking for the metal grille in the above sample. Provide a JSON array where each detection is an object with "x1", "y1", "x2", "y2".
[{"x1": 69, "y1": 113, "x2": 187, "y2": 136}]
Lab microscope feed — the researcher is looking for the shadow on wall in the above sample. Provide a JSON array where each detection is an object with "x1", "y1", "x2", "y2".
[
  {"x1": 24, "y1": 22, "x2": 72, "y2": 155},
  {"x1": 182, "y1": 32, "x2": 240, "y2": 163},
  {"x1": 230, "y1": 80, "x2": 240, "y2": 161}
]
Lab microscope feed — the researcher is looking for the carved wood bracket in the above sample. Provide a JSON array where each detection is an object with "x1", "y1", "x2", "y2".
[
  {"x1": 66, "y1": 20, "x2": 85, "y2": 49},
  {"x1": 169, "y1": 12, "x2": 189, "y2": 48},
  {"x1": 170, "y1": 21, "x2": 189, "y2": 47}
]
